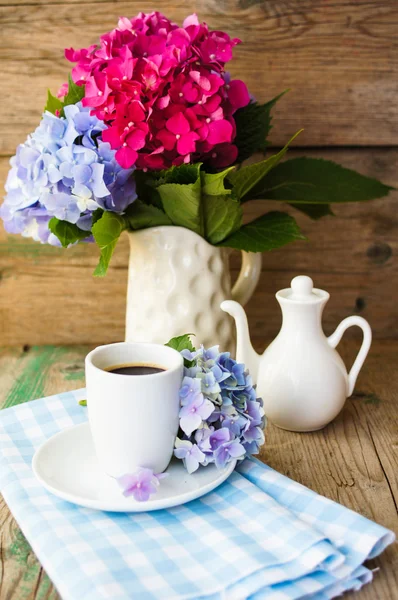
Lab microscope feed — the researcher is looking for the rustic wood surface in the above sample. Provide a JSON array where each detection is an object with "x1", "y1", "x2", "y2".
[
  {"x1": 0, "y1": 340, "x2": 396, "y2": 599},
  {"x1": 1, "y1": 148, "x2": 397, "y2": 346}
]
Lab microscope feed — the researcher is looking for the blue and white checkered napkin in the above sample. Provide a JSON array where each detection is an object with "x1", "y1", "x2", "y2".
[{"x1": 0, "y1": 389, "x2": 395, "y2": 600}]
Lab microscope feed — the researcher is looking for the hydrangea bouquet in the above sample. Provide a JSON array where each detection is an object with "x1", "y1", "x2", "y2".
[
  {"x1": 1, "y1": 11, "x2": 393, "y2": 275},
  {"x1": 174, "y1": 343, "x2": 265, "y2": 473},
  {"x1": 117, "y1": 334, "x2": 265, "y2": 502}
]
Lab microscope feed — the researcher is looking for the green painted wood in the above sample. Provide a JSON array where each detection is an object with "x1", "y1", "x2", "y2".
[
  {"x1": 1, "y1": 346, "x2": 89, "y2": 410},
  {"x1": 0, "y1": 345, "x2": 90, "y2": 600}
]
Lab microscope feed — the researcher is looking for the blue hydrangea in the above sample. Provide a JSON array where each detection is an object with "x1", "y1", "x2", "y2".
[
  {"x1": 174, "y1": 345, "x2": 266, "y2": 473},
  {"x1": 1, "y1": 103, "x2": 137, "y2": 245}
]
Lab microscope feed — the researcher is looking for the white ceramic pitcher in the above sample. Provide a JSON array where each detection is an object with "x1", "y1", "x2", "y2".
[
  {"x1": 221, "y1": 275, "x2": 372, "y2": 431},
  {"x1": 125, "y1": 226, "x2": 262, "y2": 351}
]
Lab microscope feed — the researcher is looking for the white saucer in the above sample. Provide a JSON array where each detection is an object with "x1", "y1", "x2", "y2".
[{"x1": 32, "y1": 423, "x2": 236, "y2": 512}]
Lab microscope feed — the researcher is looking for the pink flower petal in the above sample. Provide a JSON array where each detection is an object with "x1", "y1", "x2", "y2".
[
  {"x1": 57, "y1": 82, "x2": 68, "y2": 99},
  {"x1": 207, "y1": 74, "x2": 224, "y2": 95},
  {"x1": 141, "y1": 153, "x2": 166, "y2": 169},
  {"x1": 196, "y1": 123, "x2": 209, "y2": 140},
  {"x1": 128, "y1": 101, "x2": 146, "y2": 123},
  {"x1": 81, "y1": 95, "x2": 103, "y2": 108},
  {"x1": 117, "y1": 473, "x2": 138, "y2": 490},
  {"x1": 210, "y1": 106, "x2": 224, "y2": 121},
  {"x1": 189, "y1": 71, "x2": 211, "y2": 92},
  {"x1": 228, "y1": 79, "x2": 250, "y2": 110},
  {"x1": 126, "y1": 128, "x2": 147, "y2": 151},
  {"x1": 177, "y1": 131, "x2": 199, "y2": 155},
  {"x1": 102, "y1": 126, "x2": 122, "y2": 149},
  {"x1": 208, "y1": 143, "x2": 238, "y2": 167},
  {"x1": 157, "y1": 129, "x2": 177, "y2": 151},
  {"x1": 72, "y1": 63, "x2": 91, "y2": 84},
  {"x1": 203, "y1": 94, "x2": 222, "y2": 113},
  {"x1": 166, "y1": 112, "x2": 190, "y2": 135},
  {"x1": 171, "y1": 155, "x2": 185, "y2": 167},
  {"x1": 118, "y1": 16, "x2": 133, "y2": 31},
  {"x1": 157, "y1": 94, "x2": 170, "y2": 109},
  {"x1": 185, "y1": 107, "x2": 201, "y2": 130},
  {"x1": 115, "y1": 145, "x2": 138, "y2": 168},
  {"x1": 65, "y1": 47, "x2": 81, "y2": 62},
  {"x1": 167, "y1": 28, "x2": 191, "y2": 48},
  {"x1": 207, "y1": 119, "x2": 233, "y2": 145},
  {"x1": 183, "y1": 13, "x2": 199, "y2": 28},
  {"x1": 183, "y1": 83, "x2": 200, "y2": 103}
]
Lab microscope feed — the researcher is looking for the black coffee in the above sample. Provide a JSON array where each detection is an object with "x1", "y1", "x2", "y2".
[{"x1": 106, "y1": 364, "x2": 165, "y2": 376}]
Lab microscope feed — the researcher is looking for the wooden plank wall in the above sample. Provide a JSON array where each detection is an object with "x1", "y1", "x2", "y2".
[{"x1": 1, "y1": 0, "x2": 397, "y2": 347}]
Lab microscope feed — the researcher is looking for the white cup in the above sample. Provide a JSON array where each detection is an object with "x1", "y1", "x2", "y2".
[{"x1": 85, "y1": 342, "x2": 183, "y2": 477}]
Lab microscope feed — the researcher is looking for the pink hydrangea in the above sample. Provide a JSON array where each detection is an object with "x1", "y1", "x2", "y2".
[{"x1": 63, "y1": 12, "x2": 250, "y2": 170}]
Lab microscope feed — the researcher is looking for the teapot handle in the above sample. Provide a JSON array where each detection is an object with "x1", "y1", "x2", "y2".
[
  {"x1": 327, "y1": 316, "x2": 372, "y2": 396},
  {"x1": 231, "y1": 252, "x2": 262, "y2": 306}
]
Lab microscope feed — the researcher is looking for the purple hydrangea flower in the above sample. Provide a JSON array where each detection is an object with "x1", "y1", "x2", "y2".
[
  {"x1": 210, "y1": 362, "x2": 231, "y2": 384},
  {"x1": 174, "y1": 344, "x2": 266, "y2": 473},
  {"x1": 243, "y1": 421, "x2": 265, "y2": 445},
  {"x1": 222, "y1": 412, "x2": 247, "y2": 437},
  {"x1": 214, "y1": 439, "x2": 246, "y2": 468},
  {"x1": 33, "y1": 111, "x2": 69, "y2": 152},
  {"x1": 184, "y1": 365, "x2": 202, "y2": 378},
  {"x1": 218, "y1": 356, "x2": 247, "y2": 389},
  {"x1": 246, "y1": 399, "x2": 264, "y2": 425},
  {"x1": 179, "y1": 392, "x2": 214, "y2": 436},
  {"x1": 198, "y1": 371, "x2": 221, "y2": 396},
  {"x1": 181, "y1": 345, "x2": 220, "y2": 369},
  {"x1": 202, "y1": 427, "x2": 231, "y2": 452},
  {"x1": 174, "y1": 439, "x2": 206, "y2": 474},
  {"x1": 242, "y1": 428, "x2": 265, "y2": 455},
  {"x1": 116, "y1": 468, "x2": 167, "y2": 502},
  {"x1": 63, "y1": 103, "x2": 107, "y2": 149},
  {"x1": 194, "y1": 425, "x2": 212, "y2": 450},
  {"x1": 1, "y1": 102, "x2": 137, "y2": 245},
  {"x1": 179, "y1": 376, "x2": 202, "y2": 406}
]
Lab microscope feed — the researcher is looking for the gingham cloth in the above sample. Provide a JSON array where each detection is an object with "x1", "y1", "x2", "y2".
[{"x1": 0, "y1": 389, "x2": 394, "y2": 600}]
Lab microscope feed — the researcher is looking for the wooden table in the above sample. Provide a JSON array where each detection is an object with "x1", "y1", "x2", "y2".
[{"x1": 0, "y1": 341, "x2": 397, "y2": 599}]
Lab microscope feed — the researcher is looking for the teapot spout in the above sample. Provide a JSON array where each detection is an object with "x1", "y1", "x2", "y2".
[{"x1": 221, "y1": 300, "x2": 261, "y2": 384}]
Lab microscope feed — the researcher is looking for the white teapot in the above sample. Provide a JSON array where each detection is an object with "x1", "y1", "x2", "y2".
[{"x1": 221, "y1": 276, "x2": 372, "y2": 432}]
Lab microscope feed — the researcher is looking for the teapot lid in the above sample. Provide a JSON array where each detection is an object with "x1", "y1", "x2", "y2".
[{"x1": 277, "y1": 275, "x2": 329, "y2": 303}]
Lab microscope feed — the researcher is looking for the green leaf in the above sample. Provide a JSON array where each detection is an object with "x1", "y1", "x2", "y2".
[
  {"x1": 165, "y1": 333, "x2": 195, "y2": 353},
  {"x1": 203, "y1": 194, "x2": 242, "y2": 244},
  {"x1": 227, "y1": 130, "x2": 302, "y2": 201},
  {"x1": 78, "y1": 399, "x2": 87, "y2": 407},
  {"x1": 126, "y1": 200, "x2": 172, "y2": 229},
  {"x1": 248, "y1": 157, "x2": 394, "y2": 204},
  {"x1": 134, "y1": 170, "x2": 163, "y2": 208},
  {"x1": 156, "y1": 165, "x2": 203, "y2": 235},
  {"x1": 201, "y1": 167, "x2": 235, "y2": 196},
  {"x1": 233, "y1": 91, "x2": 288, "y2": 163},
  {"x1": 91, "y1": 208, "x2": 104, "y2": 225},
  {"x1": 63, "y1": 74, "x2": 85, "y2": 107},
  {"x1": 290, "y1": 203, "x2": 334, "y2": 220},
  {"x1": 44, "y1": 74, "x2": 85, "y2": 117},
  {"x1": 200, "y1": 167, "x2": 242, "y2": 243},
  {"x1": 44, "y1": 90, "x2": 63, "y2": 115},
  {"x1": 92, "y1": 212, "x2": 127, "y2": 277},
  {"x1": 157, "y1": 163, "x2": 201, "y2": 186},
  {"x1": 218, "y1": 211, "x2": 305, "y2": 252},
  {"x1": 48, "y1": 218, "x2": 90, "y2": 248}
]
